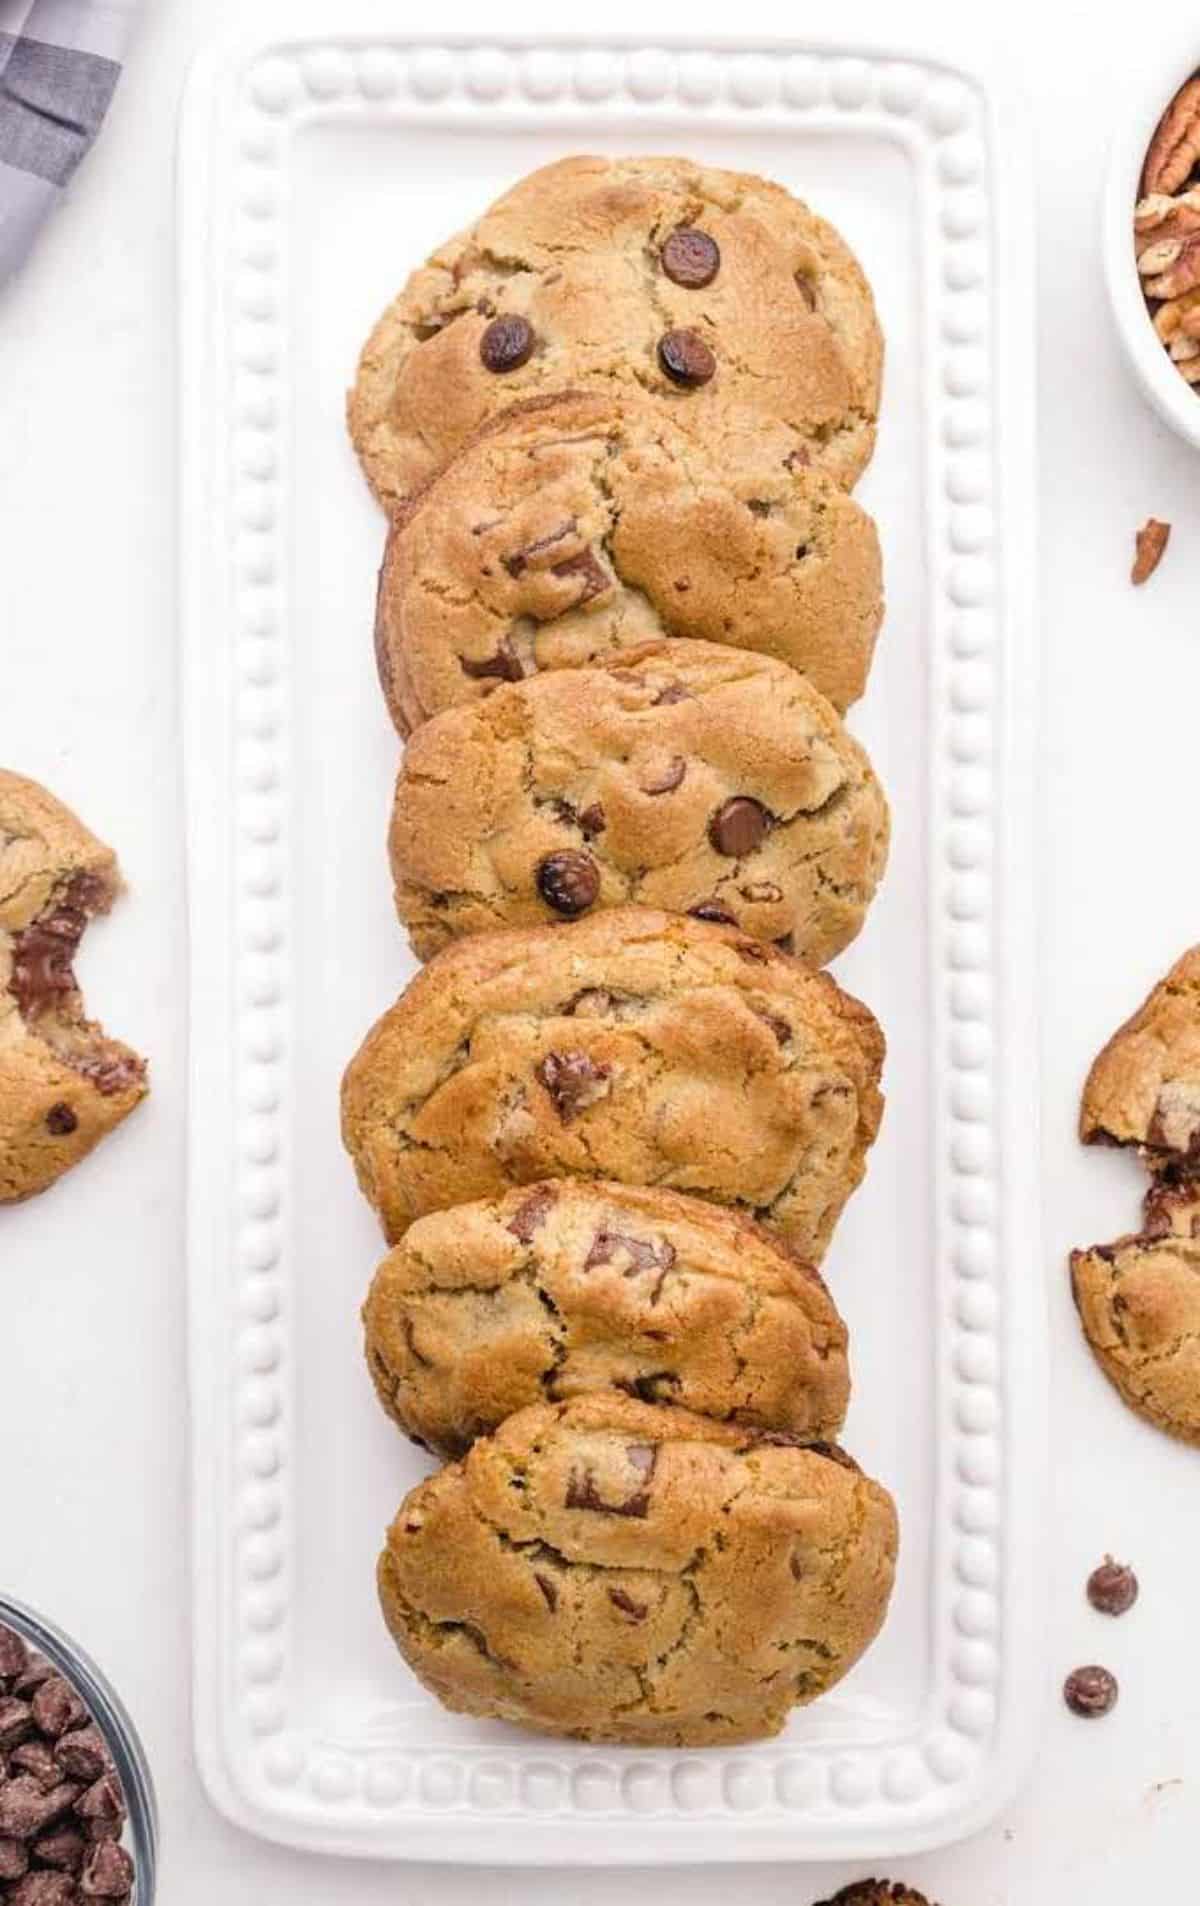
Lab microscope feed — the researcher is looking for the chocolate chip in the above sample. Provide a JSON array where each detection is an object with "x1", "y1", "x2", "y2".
[
  {"x1": 584, "y1": 1231, "x2": 676, "y2": 1300},
  {"x1": 661, "y1": 228, "x2": 721, "y2": 288},
  {"x1": 578, "y1": 804, "x2": 606, "y2": 838},
  {"x1": 9, "y1": 905, "x2": 87, "y2": 1020},
  {"x1": 459, "y1": 639, "x2": 529, "y2": 684},
  {"x1": 533, "y1": 1573, "x2": 558, "y2": 1612},
  {"x1": 72, "y1": 1052, "x2": 143, "y2": 1099},
  {"x1": 688, "y1": 901, "x2": 737, "y2": 926},
  {"x1": 0, "y1": 1838, "x2": 28, "y2": 1880},
  {"x1": 657, "y1": 328, "x2": 716, "y2": 388},
  {"x1": 31, "y1": 1682, "x2": 84, "y2": 1742},
  {"x1": 775, "y1": 932, "x2": 796, "y2": 954},
  {"x1": 1087, "y1": 1559, "x2": 1139, "y2": 1617},
  {"x1": 536, "y1": 851, "x2": 599, "y2": 918},
  {"x1": 535, "y1": 1051, "x2": 611, "y2": 1122},
  {"x1": 1063, "y1": 1664, "x2": 1118, "y2": 1717},
  {"x1": 79, "y1": 1836, "x2": 134, "y2": 1897},
  {"x1": 755, "y1": 1010, "x2": 791, "y2": 1047},
  {"x1": 709, "y1": 797, "x2": 771, "y2": 857},
  {"x1": 479, "y1": 313, "x2": 534, "y2": 372},
  {"x1": 638, "y1": 755, "x2": 686, "y2": 796},
  {"x1": 502, "y1": 520, "x2": 576, "y2": 576},
  {"x1": 565, "y1": 1444, "x2": 658, "y2": 1518},
  {"x1": 9, "y1": 1873, "x2": 80, "y2": 1906},
  {"x1": 10, "y1": 1741, "x2": 61, "y2": 1793},
  {"x1": 550, "y1": 547, "x2": 612, "y2": 604},
  {"x1": 0, "y1": 1701, "x2": 34, "y2": 1751},
  {"x1": 44, "y1": 1104, "x2": 78, "y2": 1137},
  {"x1": 784, "y1": 445, "x2": 811, "y2": 471},
  {"x1": 53, "y1": 1730, "x2": 110, "y2": 1786},
  {"x1": 0, "y1": 1776, "x2": 81, "y2": 1839},
  {"x1": 75, "y1": 1774, "x2": 124, "y2": 1840},
  {"x1": 653, "y1": 681, "x2": 690, "y2": 705},
  {"x1": 506, "y1": 1187, "x2": 557, "y2": 1244},
  {"x1": 0, "y1": 1631, "x2": 29, "y2": 1686},
  {"x1": 608, "y1": 1588, "x2": 648, "y2": 1620},
  {"x1": 32, "y1": 1826, "x2": 86, "y2": 1872}
]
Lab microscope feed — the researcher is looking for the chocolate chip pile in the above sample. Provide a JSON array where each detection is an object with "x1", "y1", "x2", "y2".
[
  {"x1": 0, "y1": 1627, "x2": 134, "y2": 1903},
  {"x1": 1135, "y1": 72, "x2": 1200, "y2": 386},
  {"x1": 342, "y1": 157, "x2": 897, "y2": 1745}
]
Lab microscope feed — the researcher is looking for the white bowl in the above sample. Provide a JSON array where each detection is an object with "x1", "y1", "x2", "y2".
[{"x1": 1105, "y1": 41, "x2": 1200, "y2": 448}]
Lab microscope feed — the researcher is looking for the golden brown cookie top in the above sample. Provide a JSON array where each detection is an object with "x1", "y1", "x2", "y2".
[
  {"x1": 363, "y1": 1178, "x2": 851, "y2": 1458},
  {"x1": 378, "y1": 1392, "x2": 898, "y2": 1746},
  {"x1": 389, "y1": 638, "x2": 890, "y2": 964},
  {"x1": 341, "y1": 905, "x2": 885, "y2": 1255},
  {"x1": 0, "y1": 770, "x2": 147, "y2": 1203},
  {"x1": 1081, "y1": 946, "x2": 1200, "y2": 1174},
  {"x1": 375, "y1": 390, "x2": 883, "y2": 731},
  {"x1": 349, "y1": 154, "x2": 883, "y2": 513},
  {"x1": 1071, "y1": 1199, "x2": 1200, "y2": 1446}
]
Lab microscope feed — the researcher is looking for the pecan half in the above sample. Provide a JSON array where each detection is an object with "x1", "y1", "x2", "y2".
[
  {"x1": 1143, "y1": 75, "x2": 1200, "y2": 197},
  {"x1": 1135, "y1": 188, "x2": 1200, "y2": 247},
  {"x1": 1132, "y1": 518, "x2": 1171, "y2": 585},
  {"x1": 1140, "y1": 232, "x2": 1200, "y2": 298}
]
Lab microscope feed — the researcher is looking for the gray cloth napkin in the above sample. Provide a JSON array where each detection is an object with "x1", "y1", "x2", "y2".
[{"x1": 0, "y1": 0, "x2": 137, "y2": 288}]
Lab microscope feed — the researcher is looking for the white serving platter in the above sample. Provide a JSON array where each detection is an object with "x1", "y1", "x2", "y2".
[{"x1": 180, "y1": 11, "x2": 1042, "y2": 1865}]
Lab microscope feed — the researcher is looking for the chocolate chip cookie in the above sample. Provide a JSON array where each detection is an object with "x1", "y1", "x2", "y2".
[
  {"x1": 341, "y1": 906, "x2": 884, "y2": 1258},
  {"x1": 1080, "y1": 946, "x2": 1200, "y2": 1176},
  {"x1": 0, "y1": 772, "x2": 147, "y2": 1203},
  {"x1": 1071, "y1": 1190, "x2": 1200, "y2": 1445},
  {"x1": 363, "y1": 1179, "x2": 850, "y2": 1458},
  {"x1": 349, "y1": 153, "x2": 883, "y2": 513},
  {"x1": 375, "y1": 391, "x2": 883, "y2": 732},
  {"x1": 390, "y1": 638, "x2": 889, "y2": 963},
  {"x1": 377, "y1": 1392, "x2": 898, "y2": 1746}
]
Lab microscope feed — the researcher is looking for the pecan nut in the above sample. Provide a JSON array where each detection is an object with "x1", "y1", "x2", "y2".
[
  {"x1": 1132, "y1": 518, "x2": 1171, "y2": 586},
  {"x1": 1143, "y1": 75, "x2": 1200, "y2": 196}
]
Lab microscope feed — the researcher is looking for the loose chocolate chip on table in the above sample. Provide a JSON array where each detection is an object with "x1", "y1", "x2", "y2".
[
  {"x1": 1087, "y1": 1558, "x2": 1139, "y2": 1617},
  {"x1": 536, "y1": 851, "x2": 600, "y2": 918},
  {"x1": 43, "y1": 1103, "x2": 78, "y2": 1137},
  {"x1": 708, "y1": 796, "x2": 771, "y2": 857},
  {"x1": 661, "y1": 228, "x2": 721, "y2": 288},
  {"x1": 1063, "y1": 1664, "x2": 1119, "y2": 1718},
  {"x1": 688, "y1": 901, "x2": 737, "y2": 926},
  {"x1": 657, "y1": 328, "x2": 716, "y2": 388},
  {"x1": 479, "y1": 313, "x2": 535, "y2": 373}
]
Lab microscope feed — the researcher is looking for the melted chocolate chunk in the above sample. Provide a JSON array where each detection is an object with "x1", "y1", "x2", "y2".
[
  {"x1": 459, "y1": 639, "x2": 529, "y2": 684},
  {"x1": 507, "y1": 1186, "x2": 557, "y2": 1244},
  {"x1": 578, "y1": 803, "x2": 606, "y2": 838},
  {"x1": 584, "y1": 1229, "x2": 676, "y2": 1286},
  {"x1": 688, "y1": 901, "x2": 737, "y2": 926},
  {"x1": 657, "y1": 328, "x2": 716, "y2": 388},
  {"x1": 639, "y1": 755, "x2": 687, "y2": 796},
  {"x1": 608, "y1": 1588, "x2": 648, "y2": 1620},
  {"x1": 44, "y1": 1104, "x2": 78, "y2": 1137},
  {"x1": 661, "y1": 228, "x2": 721, "y2": 288},
  {"x1": 502, "y1": 520, "x2": 576, "y2": 577},
  {"x1": 479, "y1": 313, "x2": 534, "y2": 372},
  {"x1": 535, "y1": 1051, "x2": 611, "y2": 1122},
  {"x1": 708, "y1": 796, "x2": 771, "y2": 857},
  {"x1": 536, "y1": 851, "x2": 600, "y2": 918},
  {"x1": 533, "y1": 1572, "x2": 558, "y2": 1612},
  {"x1": 550, "y1": 548, "x2": 612, "y2": 604},
  {"x1": 565, "y1": 1444, "x2": 657, "y2": 1518}
]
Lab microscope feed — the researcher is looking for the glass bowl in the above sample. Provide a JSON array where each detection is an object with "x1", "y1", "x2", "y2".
[{"x1": 0, "y1": 1595, "x2": 157, "y2": 1902}]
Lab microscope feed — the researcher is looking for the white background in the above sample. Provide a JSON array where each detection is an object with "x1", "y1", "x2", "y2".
[{"x1": 3, "y1": 1, "x2": 1199, "y2": 1900}]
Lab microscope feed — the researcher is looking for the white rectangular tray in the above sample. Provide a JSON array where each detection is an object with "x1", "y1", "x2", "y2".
[{"x1": 180, "y1": 11, "x2": 1042, "y2": 1865}]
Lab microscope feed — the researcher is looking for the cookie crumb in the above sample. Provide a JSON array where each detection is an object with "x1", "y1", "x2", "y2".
[{"x1": 1132, "y1": 517, "x2": 1170, "y2": 584}]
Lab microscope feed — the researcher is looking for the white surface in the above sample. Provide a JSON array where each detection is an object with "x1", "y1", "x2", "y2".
[
  {"x1": 180, "y1": 19, "x2": 1040, "y2": 1863},
  {"x1": 1, "y1": 0, "x2": 1198, "y2": 1900}
]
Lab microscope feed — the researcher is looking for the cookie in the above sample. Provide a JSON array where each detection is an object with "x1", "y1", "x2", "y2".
[
  {"x1": 0, "y1": 772, "x2": 147, "y2": 1203},
  {"x1": 390, "y1": 638, "x2": 889, "y2": 963},
  {"x1": 349, "y1": 153, "x2": 883, "y2": 513},
  {"x1": 814, "y1": 1886, "x2": 937, "y2": 1906},
  {"x1": 1071, "y1": 1191, "x2": 1200, "y2": 1445},
  {"x1": 341, "y1": 906, "x2": 885, "y2": 1258},
  {"x1": 363, "y1": 1179, "x2": 850, "y2": 1458},
  {"x1": 374, "y1": 391, "x2": 884, "y2": 732},
  {"x1": 377, "y1": 1393, "x2": 898, "y2": 1745},
  {"x1": 1080, "y1": 946, "x2": 1200, "y2": 1175}
]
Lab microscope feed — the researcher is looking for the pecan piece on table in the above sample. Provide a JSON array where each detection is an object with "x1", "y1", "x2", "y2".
[{"x1": 1132, "y1": 518, "x2": 1171, "y2": 585}]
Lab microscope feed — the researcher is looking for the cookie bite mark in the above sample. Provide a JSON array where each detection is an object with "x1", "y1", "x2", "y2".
[
  {"x1": 1080, "y1": 945, "x2": 1200, "y2": 1179},
  {"x1": 0, "y1": 771, "x2": 148, "y2": 1203},
  {"x1": 1071, "y1": 1188, "x2": 1200, "y2": 1445}
]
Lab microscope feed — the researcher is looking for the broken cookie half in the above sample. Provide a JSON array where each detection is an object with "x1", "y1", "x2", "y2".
[
  {"x1": 1071, "y1": 1186, "x2": 1200, "y2": 1447},
  {"x1": 1, "y1": 769, "x2": 147, "y2": 1203},
  {"x1": 1080, "y1": 945, "x2": 1200, "y2": 1178}
]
